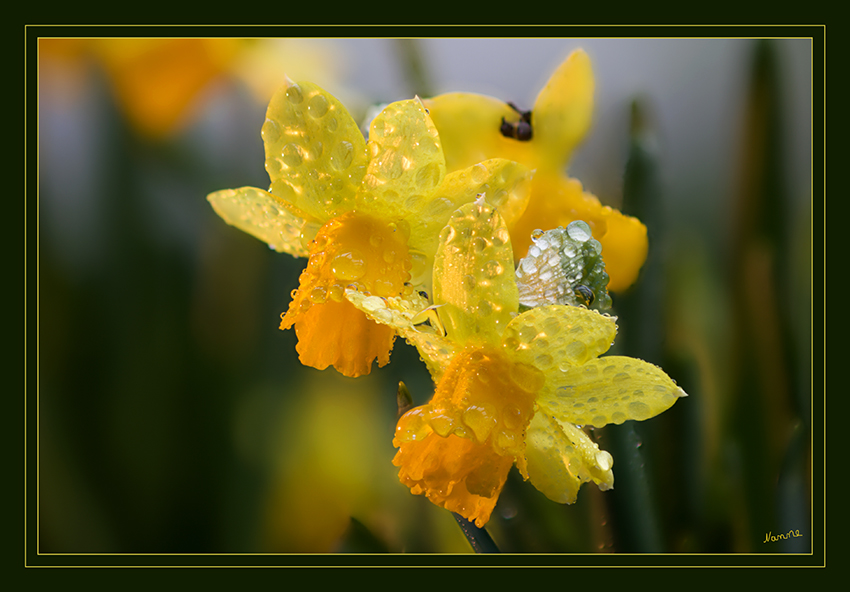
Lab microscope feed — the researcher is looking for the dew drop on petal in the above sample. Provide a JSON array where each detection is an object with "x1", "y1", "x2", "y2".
[
  {"x1": 285, "y1": 83, "x2": 304, "y2": 104},
  {"x1": 307, "y1": 93, "x2": 330, "y2": 118},
  {"x1": 331, "y1": 250, "x2": 367, "y2": 281},
  {"x1": 566, "y1": 221, "x2": 592, "y2": 242}
]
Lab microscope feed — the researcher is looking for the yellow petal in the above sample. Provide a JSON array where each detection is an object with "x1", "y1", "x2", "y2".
[
  {"x1": 91, "y1": 39, "x2": 241, "y2": 138},
  {"x1": 511, "y1": 174, "x2": 648, "y2": 292},
  {"x1": 423, "y1": 93, "x2": 536, "y2": 171},
  {"x1": 406, "y1": 158, "x2": 531, "y2": 260},
  {"x1": 433, "y1": 200, "x2": 518, "y2": 346},
  {"x1": 501, "y1": 305, "x2": 617, "y2": 370},
  {"x1": 263, "y1": 80, "x2": 368, "y2": 222},
  {"x1": 531, "y1": 49, "x2": 595, "y2": 171},
  {"x1": 357, "y1": 98, "x2": 447, "y2": 221},
  {"x1": 520, "y1": 411, "x2": 613, "y2": 504},
  {"x1": 537, "y1": 356, "x2": 687, "y2": 428},
  {"x1": 207, "y1": 187, "x2": 308, "y2": 257}
]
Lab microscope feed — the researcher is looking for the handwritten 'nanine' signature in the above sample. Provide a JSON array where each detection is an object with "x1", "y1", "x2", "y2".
[{"x1": 763, "y1": 529, "x2": 802, "y2": 543}]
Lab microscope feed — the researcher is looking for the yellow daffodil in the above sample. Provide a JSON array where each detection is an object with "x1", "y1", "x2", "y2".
[
  {"x1": 207, "y1": 80, "x2": 531, "y2": 377},
  {"x1": 349, "y1": 199, "x2": 684, "y2": 526},
  {"x1": 424, "y1": 49, "x2": 648, "y2": 291}
]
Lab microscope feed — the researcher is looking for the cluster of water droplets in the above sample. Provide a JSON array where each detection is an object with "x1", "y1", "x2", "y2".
[
  {"x1": 394, "y1": 347, "x2": 540, "y2": 459},
  {"x1": 541, "y1": 358, "x2": 687, "y2": 429},
  {"x1": 515, "y1": 221, "x2": 612, "y2": 311},
  {"x1": 207, "y1": 187, "x2": 308, "y2": 257},
  {"x1": 283, "y1": 212, "x2": 414, "y2": 325},
  {"x1": 262, "y1": 82, "x2": 364, "y2": 217}
]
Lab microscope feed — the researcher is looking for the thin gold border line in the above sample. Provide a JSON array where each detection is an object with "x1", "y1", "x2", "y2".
[{"x1": 27, "y1": 29, "x2": 824, "y2": 566}]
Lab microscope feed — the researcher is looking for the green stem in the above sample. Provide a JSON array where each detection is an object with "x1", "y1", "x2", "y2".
[{"x1": 452, "y1": 513, "x2": 500, "y2": 553}]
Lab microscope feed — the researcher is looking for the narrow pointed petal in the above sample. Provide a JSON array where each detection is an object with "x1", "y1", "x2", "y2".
[
  {"x1": 520, "y1": 411, "x2": 614, "y2": 504},
  {"x1": 207, "y1": 187, "x2": 308, "y2": 257},
  {"x1": 537, "y1": 355, "x2": 687, "y2": 428},
  {"x1": 531, "y1": 49, "x2": 595, "y2": 170}
]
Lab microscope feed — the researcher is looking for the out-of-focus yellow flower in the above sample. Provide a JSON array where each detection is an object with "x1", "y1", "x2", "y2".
[
  {"x1": 350, "y1": 199, "x2": 684, "y2": 526},
  {"x1": 89, "y1": 39, "x2": 242, "y2": 138},
  {"x1": 208, "y1": 81, "x2": 531, "y2": 377},
  {"x1": 424, "y1": 49, "x2": 648, "y2": 291},
  {"x1": 39, "y1": 38, "x2": 348, "y2": 138}
]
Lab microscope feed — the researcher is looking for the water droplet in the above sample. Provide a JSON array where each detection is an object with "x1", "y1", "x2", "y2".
[
  {"x1": 628, "y1": 401, "x2": 651, "y2": 420},
  {"x1": 330, "y1": 141, "x2": 354, "y2": 171},
  {"x1": 331, "y1": 250, "x2": 366, "y2": 281},
  {"x1": 285, "y1": 83, "x2": 304, "y2": 104},
  {"x1": 261, "y1": 118, "x2": 281, "y2": 143},
  {"x1": 493, "y1": 227, "x2": 510, "y2": 246},
  {"x1": 408, "y1": 250, "x2": 428, "y2": 284},
  {"x1": 530, "y1": 229, "x2": 544, "y2": 241},
  {"x1": 309, "y1": 286, "x2": 327, "y2": 303},
  {"x1": 509, "y1": 362, "x2": 545, "y2": 393},
  {"x1": 567, "y1": 220, "x2": 592, "y2": 242},
  {"x1": 328, "y1": 284, "x2": 344, "y2": 302},
  {"x1": 535, "y1": 353, "x2": 553, "y2": 369},
  {"x1": 307, "y1": 140, "x2": 323, "y2": 160},
  {"x1": 415, "y1": 162, "x2": 442, "y2": 189},
  {"x1": 469, "y1": 163, "x2": 489, "y2": 184},
  {"x1": 483, "y1": 259, "x2": 503, "y2": 277},
  {"x1": 307, "y1": 93, "x2": 329, "y2": 118},
  {"x1": 595, "y1": 450, "x2": 613, "y2": 471},
  {"x1": 566, "y1": 340, "x2": 587, "y2": 362},
  {"x1": 429, "y1": 412, "x2": 455, "y2": 437},
  {"x1": 282, "y1": 143, "x2": 303, "y2": 167}
]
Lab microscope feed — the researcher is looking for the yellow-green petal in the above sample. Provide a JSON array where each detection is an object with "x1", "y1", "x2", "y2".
[
  {"x1": 345, "y1": 289, "x2": 457, "y2": 381},
  {"x1": 520, "y1": 411, "x2": 613, "y2": 505},
  {"x1": 406, "y1": 158, "x2": 531, "y2": 259},
  {"x1": 501, "y1": 305, "x2": 617, "y2": 370},
  {"x1": 538, "y1": 355, "x2": 687, "y2": 428},
  {"x1": 344, "y1": 289, "x2": 430, "y2": 334},
  {"x1": 531, "y1": 49, "x2": 595, "y2": 171},
  {"x1": 358, "y1": 98, "x2": 447, "y2": 221},
  {"x1": 433, "y1": 199, "x2": 518, "y2": 346},
  {"x1": 263, "y1": 79, "x2": 367, "y2": 222},
  {"x1": 207, "y1": 187, "x2": 308, "y2": 257}
]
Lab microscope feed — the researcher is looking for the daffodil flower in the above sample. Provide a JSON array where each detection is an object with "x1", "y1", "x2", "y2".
[
  {"x1": 424, "y1": 49, "x2": 648, "y2": 291},
  {"x1": 349, "y1": 198, "x2": 684, "y2": 526},
  {"x1": 207, "y1": 80, "x2": 531, "y2": 377}
]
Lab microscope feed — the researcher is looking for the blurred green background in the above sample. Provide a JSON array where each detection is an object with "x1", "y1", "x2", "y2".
[{"x1": 36, "y1": 36, "x2": 815, "y2": 555}]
